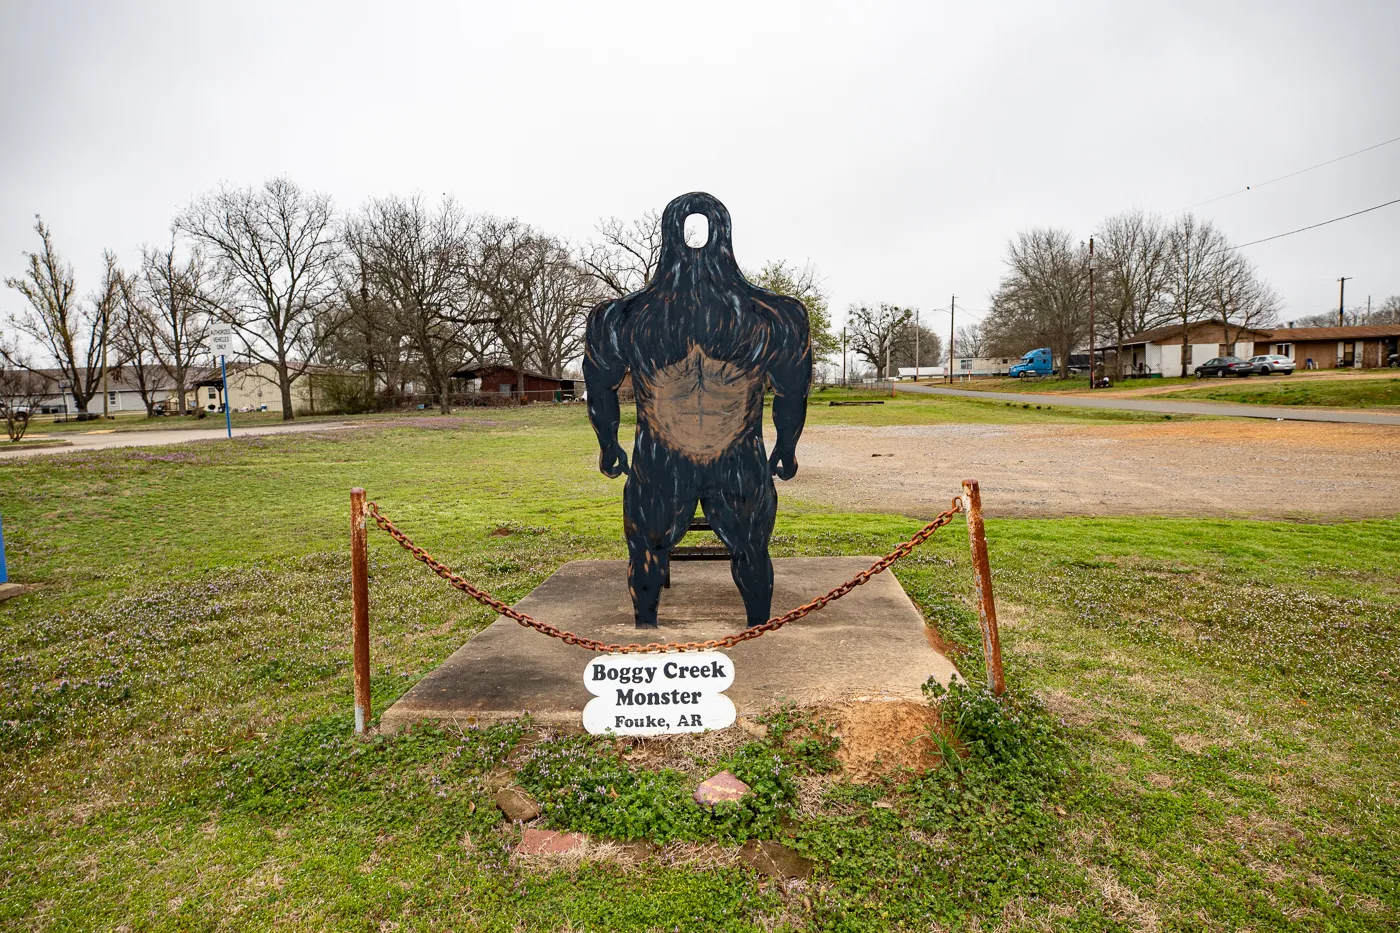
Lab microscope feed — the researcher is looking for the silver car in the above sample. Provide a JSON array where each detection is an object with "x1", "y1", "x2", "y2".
[{"x1": 1249, "y1": 354, "x2": 1296, "y2": 375}]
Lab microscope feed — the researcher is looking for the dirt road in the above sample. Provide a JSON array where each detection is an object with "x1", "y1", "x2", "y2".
[{"x1": 782, "y1": 420, "x2": 1400, "y2": 519}]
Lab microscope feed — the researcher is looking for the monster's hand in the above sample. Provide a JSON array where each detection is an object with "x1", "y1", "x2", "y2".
[
  {"x1": 599, "y1": 442, "x2": 630, "y2": 478},
  {"x1": 769, "y1": 448, "x2": 798, "y2": 481}
]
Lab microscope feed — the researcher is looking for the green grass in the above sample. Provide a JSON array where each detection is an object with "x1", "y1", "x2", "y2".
[
  {"x1": 806, "y1": 388, "x2": 1183, "y2": 425},
  {"x1": 1, "y1": 404, "x2": 1397, "y2": 930},
  {"x1": 1162, "y1": 374, "x2": 1400, "y2": 409}
]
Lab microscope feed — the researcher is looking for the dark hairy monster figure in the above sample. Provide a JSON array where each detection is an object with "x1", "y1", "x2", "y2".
[{"x1": 584, "y1": 192, "x2": 812, "y2": 629}]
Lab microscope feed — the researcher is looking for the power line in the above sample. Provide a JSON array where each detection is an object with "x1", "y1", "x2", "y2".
[
  {"x1": 1173, "y1": 133, "x2": 1400, "y2": 214},
  {"x1": 1213, "y1": 196, "x2": 1400, "y2": 253}
]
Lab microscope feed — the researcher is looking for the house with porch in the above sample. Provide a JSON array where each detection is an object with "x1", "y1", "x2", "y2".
[
  {"x1": 1254, "y1": 324, "x2": 1400, "y2": 370},
  {"x1": 1116, "y1": 322, "x2": 1400, "y2": 374},
  {"x1": 1115, "y1": 323, "x2": 1272, "y2": 377}
]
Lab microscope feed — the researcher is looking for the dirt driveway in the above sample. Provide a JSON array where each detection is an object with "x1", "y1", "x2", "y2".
[{"x1": 781, "y1": 420, "x2": 1400, "y2": 519}]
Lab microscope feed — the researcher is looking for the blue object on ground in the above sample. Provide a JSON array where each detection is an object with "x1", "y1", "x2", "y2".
[{"x1": 0, "y1": 512, "x2": 8, "y2": 584}]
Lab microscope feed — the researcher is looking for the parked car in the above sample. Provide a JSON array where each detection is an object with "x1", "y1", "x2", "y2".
[
  {"x1": 1248, "y1": 354, "x2": 1296, "y2": 375},
  {"x1": 1194, "y1": 357, "x2": 1254, "y2": 378}
]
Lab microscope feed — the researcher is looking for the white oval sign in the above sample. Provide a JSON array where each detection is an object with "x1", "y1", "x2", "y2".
[
  {"x1": 583, "y1": 651, "x2": 734, "y2": 696},
  {"x1": 582, "y1": 651, "x2": 736, "y2": 736},
  {"x1": 583, "y1": 692, "x2": 736, "y2": 736}
]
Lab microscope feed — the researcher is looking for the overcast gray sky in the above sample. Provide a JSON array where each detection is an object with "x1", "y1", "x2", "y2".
[{"x1": 3, "y1": 0, "x2": 1398, "y2": 346}]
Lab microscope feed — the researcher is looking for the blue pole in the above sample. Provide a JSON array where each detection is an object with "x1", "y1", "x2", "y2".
[
  {"x1": 0, "y1": 512, "x2": 8, "y2": 584},
  {"x1": 221, "y1": 354, "x2": 232, "y2": 439}
]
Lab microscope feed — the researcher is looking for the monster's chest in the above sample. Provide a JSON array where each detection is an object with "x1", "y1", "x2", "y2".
[{"x1": 633, "y1": 343, "x2": 765, "y2": 462}]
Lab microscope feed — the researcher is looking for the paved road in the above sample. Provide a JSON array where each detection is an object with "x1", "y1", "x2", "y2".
[
  {"x1": 0, "y1": 420, "x2": 362, "y2": 459},
  {"x1": 896, "y1": 383, "x2": 1400, "y2": 425}
]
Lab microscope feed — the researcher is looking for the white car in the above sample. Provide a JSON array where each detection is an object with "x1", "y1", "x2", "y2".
[{"x1": 1249, "y1": 354, "x2": 1296, "y2": 375}]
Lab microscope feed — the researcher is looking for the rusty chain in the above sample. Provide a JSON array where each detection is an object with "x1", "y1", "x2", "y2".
[{"x1": 366, "y1": 497, "x2": 964, "y2": 654}]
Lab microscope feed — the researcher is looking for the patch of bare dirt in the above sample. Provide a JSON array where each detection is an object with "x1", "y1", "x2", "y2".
[
  {"x1": 822, "y1": 699, "x2": 944, "y2": 782},
  {"x1": 782, "y1": 420, "x2": 1400, "y2": 518}
]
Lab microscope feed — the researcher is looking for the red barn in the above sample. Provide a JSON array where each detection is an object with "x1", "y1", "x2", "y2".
[{"x1": 451, "y1": 365, "x2": 576, "y2": 402}]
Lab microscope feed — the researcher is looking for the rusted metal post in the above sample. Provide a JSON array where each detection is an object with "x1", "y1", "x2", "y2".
[
  {"x1": 961, "y1": 479, "x2": 1006, "y2": 695},
  {"x1": 350, "y1": 488, "x2": 372, "y2": 732}
]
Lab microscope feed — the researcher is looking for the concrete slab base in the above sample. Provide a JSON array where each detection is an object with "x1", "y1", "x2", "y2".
[{"x1": 379, "y1": 558, "x2": 960, "y2": 734}]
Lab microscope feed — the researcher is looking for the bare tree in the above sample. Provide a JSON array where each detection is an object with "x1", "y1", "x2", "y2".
[
  {"x1": 1097, "y1": 210, "x2": 1170, "y2": 376},
  {"x1": 1375, "y1": 295, "x2": 1400, "y2": 325},
  {"x1": 323, "y1": 263, "x2": 409, "y2": 404},
  {"x1": 517, "y1": 236, "x2": 599, "y2": 377},
  {"x1": 344, "y1": 194, "x2": 483, "y2": 413},
  {"x1": 954, "y1": 322, "x2": 987, "y2": 358},
  {"x1": 1164, "y1": 214, "x2": 1228, "y2": 377},
  {"x1": 0, "y1": 337, "x2": 54, "y2": 442},
  {"x1": 1293, "y1": 294, "x2": 1400, "y2": 327},
  {"x1": 1207, "y1": 251, "x2": 1279, "y2": 354},
  {"x1": 579, "y1": 211, "x2": 663, "y2": 299},
  {"x1": 475, "y1": 216, "x2": 589, "y2": 389},
  {"x1": 134, "y1": 237, "x2": 210, "y2": 414},
  {"x1": 3, "y1": 216, "x2": 118, "y2": 413},
  {"x1": 847, "y1": 303, "x2": 915, "y2": 377},
  {"x1": 110, "y1": 273, "x2": 167, "y2": 416},
  {"x1": 177, "y1": 177, "x2": 343, "y2": 420},
  {"x1": 984, "y1": 228, "x2": 1088, "y2": 377}
]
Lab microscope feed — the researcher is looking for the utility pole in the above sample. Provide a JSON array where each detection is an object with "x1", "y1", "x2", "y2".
[
  {"x1": 914, "y1": 308, "x2": 920, "y2": 381},
  {"x1": 101, "y1": 309, "x2": 110, "y2": 417},
  {"x1": 841, "y1": 327, "x2": 847, "y2": 386},
  {"x1": 948, "y1": 295, "x2": 956, "y2": 384},
  {"x1": 1087, "y1": 237, "x2": 1096, "y2": 389},
  {"x1": 1338, "y1": 277, "x2": 1351, "y2": 326}
]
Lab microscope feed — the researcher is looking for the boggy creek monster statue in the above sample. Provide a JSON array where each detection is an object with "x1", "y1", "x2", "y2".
[{"x1": 584, "y1": 192, "x2": 812, "y2": 629}]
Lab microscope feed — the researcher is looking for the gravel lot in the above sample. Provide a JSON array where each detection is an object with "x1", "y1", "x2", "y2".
[{"x1": 780, "y1": 420, "x2": 1400, "y2": 519}]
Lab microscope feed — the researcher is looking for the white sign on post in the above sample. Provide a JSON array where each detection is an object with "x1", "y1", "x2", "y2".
[
  {"x1": 582, "y1": 651, "x2": 737, "y2": 736},
  {"x1": 209, "y1": 324, "x2": 234, "y2": 356}
]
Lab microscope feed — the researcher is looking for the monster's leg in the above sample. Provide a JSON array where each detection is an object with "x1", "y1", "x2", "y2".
[
  {"x1": 624, "y1": 467, "x2": 697, "y2": 628},
  {"x1": 703, "y1": 461, "x2": 777, "y2": 628}
]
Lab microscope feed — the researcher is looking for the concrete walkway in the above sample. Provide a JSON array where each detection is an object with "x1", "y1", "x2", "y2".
[
  {"x1": 897, "y1": 383, "x2": 1400, "y2": 425},
  {"x1": 379, "y1": 558, "x2": 959, "y2": 733},
  {"x1": 0, "y1": 420, "x2": 363, "y2": 459}
]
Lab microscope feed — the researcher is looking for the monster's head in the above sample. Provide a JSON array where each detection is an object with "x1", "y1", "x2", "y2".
[{"x1": 656, "y1": 191, "x2": 742, "y2": 283}]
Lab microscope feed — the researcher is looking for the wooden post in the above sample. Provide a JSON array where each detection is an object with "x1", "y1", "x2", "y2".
[
  {"x1": 961, "y1": 479, "x2": 1006, "y2": 695},
  {"x1": 350, "y1": 488, "x2": 372, "y2": 732}
]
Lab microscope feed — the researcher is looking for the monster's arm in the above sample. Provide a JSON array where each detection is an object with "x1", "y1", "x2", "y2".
[
  {"x1": 583, "y1": 297, "x2": 630, "y2": 478},
  {"x1": 760, "y1": 294, "x2": 813, "y2": 480}
]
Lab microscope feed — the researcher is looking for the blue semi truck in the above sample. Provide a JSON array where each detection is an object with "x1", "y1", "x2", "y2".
[
  {"x1": 1009, "y1": 348, "x2": 1054, "y2": 378},
  {"x1": 1008, "y1": 348, "x2": 1089, "y2": 378}
]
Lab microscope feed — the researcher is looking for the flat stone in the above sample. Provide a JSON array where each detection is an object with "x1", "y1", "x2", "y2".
[
  {"x1": 694, "y1": 771, "x2": 750, "y2": 806},
  {"x1": 516, "y1": 828, "x2": 587, "y2": 856},
  {"x1": 739, "y1": 840, "x2": 814, "y2": 880},
  {"x1": 0, "y1": 583, "x2": 31, "y2": 602},
  {"x1": 493, "y1": 786, "x2": 540, "y2": 822},
  {"x1": 379, "y1": 558, "x2": 960, "y2": 733}
]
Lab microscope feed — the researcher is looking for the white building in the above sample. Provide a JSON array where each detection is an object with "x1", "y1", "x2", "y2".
[{"x1": 950, "y1": 356, "x2": 1018, "y2": 377}]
